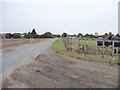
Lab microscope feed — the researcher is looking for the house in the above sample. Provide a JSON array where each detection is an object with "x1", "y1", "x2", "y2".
[{"x1": 0, "y1": 33, "x2": 6, "y2": 39}]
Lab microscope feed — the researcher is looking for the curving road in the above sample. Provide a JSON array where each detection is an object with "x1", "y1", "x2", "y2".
[{"x1": 1, "y1": 39, "x2": 56, "y2": 75}]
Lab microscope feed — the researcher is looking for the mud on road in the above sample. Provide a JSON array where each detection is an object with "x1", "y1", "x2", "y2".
[{"x1": 2, "y1": 49, "x2": 118, "y2": 88}]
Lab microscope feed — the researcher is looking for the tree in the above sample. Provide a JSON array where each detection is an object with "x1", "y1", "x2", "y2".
[
  {"x1": 44, "y1": 32, "x2": 53, "y2": 38},
  {"x1": 108, "y1": 32, "x2": 112, "y2": 36},
  {"x1": 5, "y1": 33, "x2": 13, "y2": 38},
  {"x1": 31, "y1": 29, "x2": 38, "y2": 38},
  {"x1": 13, "y1": 33, "x2": 21, "y2": 38},
  {"x1": 56, "y1": 35, "x2": 61, "y2": 37},
  {"x1": 103, "y1": 33, "x2": 108, "y2": 38},
  {"x1": 24, "y1": 32, "x2": 32, "y2": 38},
  {"x1": 108, "y1": 32, "x2": 113, "y2": 39},
  {"x1": 78, "y1": 33, "x2": 83, "y2": 38},
  {"x1": 116, "y1": 33, "x2": 120, "y2": 37},
  {"x1": 84, "y1": 33, "x2": 90, "y2": 38},
  {"x1": 31, "y1": 29, "x2": 37, "y2": 35},
  {"x1": 62, "y1": 32, "x2": 67, "y2": 37},
  {"x1": 84, "y1": 33, "x2": 98, "y2": 38},
  {"x1": 39, "y1": 32, "x2": 54, "y2": 38}
]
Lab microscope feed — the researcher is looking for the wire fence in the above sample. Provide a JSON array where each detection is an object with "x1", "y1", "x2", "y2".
[{"x1": 62, "y1": 36, "x2": 120, "y2": 59}]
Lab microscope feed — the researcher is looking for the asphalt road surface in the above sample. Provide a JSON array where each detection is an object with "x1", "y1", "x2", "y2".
[{"x1": 1, "y1": 39, "x2": 56, "y2": 75}]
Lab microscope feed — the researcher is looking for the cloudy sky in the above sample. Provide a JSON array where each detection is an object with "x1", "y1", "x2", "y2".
[{"x1": 0, "y1": 0, "x2": 119, "y2": 35}]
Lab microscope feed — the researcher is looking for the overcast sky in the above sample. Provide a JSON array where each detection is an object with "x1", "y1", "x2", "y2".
[{"x1": 0, "y1": 0, "x2": 119, "y2": 35}]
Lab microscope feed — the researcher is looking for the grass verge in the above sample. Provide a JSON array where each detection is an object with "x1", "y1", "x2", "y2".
[{"x1": 52, "y1": 38, "x2": 118, "y2": 65}]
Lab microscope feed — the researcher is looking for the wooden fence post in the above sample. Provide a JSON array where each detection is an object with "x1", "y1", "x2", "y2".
[
  {"x1": 112, "y1": 40, "x2": 115, "y2": 57},
  {"x1": 102, "y1": 40, "x2": 105, "y2": 58},
  {"x1": 77, "y1": 37, "x2": 81, "y2": 53},
  {"x1": 69, "y1": 38, "x2": 72, "y2": 51}
]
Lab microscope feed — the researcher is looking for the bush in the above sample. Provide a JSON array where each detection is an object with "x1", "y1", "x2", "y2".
[
  {"x1": 62, "y1": 32, "x2": 67, "y2": 37},
  {"x1": 5, "y1": 33, "x2": 21, "y2": 38}
]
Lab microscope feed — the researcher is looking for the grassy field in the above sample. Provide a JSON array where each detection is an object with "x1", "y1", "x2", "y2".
[
  {"x1": 52, "y1": 38, "x2": 119, "y2": 65},
  {"x1": 2, "y1": 38, "x2": 45, "y2": 50},
  {"x1": 71, "y1": 38, "x2": 97, "y2": 47}
]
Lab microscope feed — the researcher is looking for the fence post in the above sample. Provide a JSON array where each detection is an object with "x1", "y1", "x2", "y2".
[
  {"x1": 112, "y1": 40, "x2": 115, "y2": 57},
  {"x1": 102, "y1": 40, "x2": 105, "y2": 58},
  {"x1": 69, "y1": 37, "x2": 72, "y2": 51},
  {"x1": 84, "y1": 38, "x2": 87, "y2": 55},
  {"x1": 67, "y1": 37, "x2": 69, "y2": 51},
  {"x1": 77, "y1": 37, "x2": 81, "y2": 53}
]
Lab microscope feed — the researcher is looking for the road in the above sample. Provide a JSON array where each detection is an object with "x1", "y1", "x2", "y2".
[{"x1": 1, "y1": 39, "x2": 56, "y2": 75}]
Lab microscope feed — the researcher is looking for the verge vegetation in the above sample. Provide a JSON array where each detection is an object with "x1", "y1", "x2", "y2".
[{"x1": 52, "y1": 38, "x2": 119, "y2": 65}]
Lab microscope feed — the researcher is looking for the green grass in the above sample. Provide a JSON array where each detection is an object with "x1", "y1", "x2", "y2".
[
  {"x1": 52, "y1": 38, "x2": 119, "y2": 65},
  {"x1": 114, "y1": 61, "x2": 120, "y2": 65},
  {"x1": 72, "y1": 38, "x2": 97, "y2": 46},
  {"x1": 71, "y1": 38, "x2": 97, "y2": 49},
  {"x1": 52, "y1": 38, "x2": 66, "y2": 54}
]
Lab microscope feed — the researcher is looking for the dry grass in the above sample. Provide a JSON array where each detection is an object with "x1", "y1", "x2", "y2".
[{"x1": 1, "y1": 38, "x2": 45, "y2": 50}]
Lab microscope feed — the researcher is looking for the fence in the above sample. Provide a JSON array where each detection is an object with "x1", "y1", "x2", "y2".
[{"x1": 62, "y1": 36, "x2": 120, "y2": 58}]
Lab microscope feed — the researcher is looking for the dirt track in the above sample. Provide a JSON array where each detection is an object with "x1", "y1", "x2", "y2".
[
  {"x1": 2, "y1": 39, "x2": 55, "y2": 75},
  {"x1": 1, "y1": 39, "x2": 55, "y2": 89},
  {"x1": 2, "y1": 49, "x2": 118, "y2": 88}
]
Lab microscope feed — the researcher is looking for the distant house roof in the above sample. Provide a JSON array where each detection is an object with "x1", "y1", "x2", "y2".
[{"x1": 0, "y1": 34, "x2": 6, "y2": 38}]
